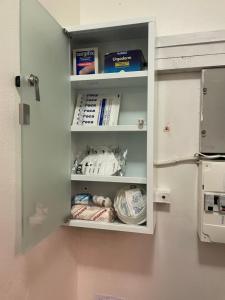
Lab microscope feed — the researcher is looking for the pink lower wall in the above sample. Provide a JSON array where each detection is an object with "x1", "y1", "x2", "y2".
[
  {"x1": 0, "y1": 229, "x2": 77, "y2": 300},
  {"x1": 0, "y1": 1, "x2": 77, "y2": 299}
]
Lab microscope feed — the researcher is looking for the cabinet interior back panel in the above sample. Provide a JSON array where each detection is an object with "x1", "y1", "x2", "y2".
[
  {"x1": 69, "y1": 22, "x2": 148, "y2": 43},
  {"x1": 71, "y1": 181, "x2": 146, "y2": 199},
  {"x1": 71, "y1": 132, "x2": 147, "y2": 177},
  {"x1": 71, "y1": 38, "x2": 148, "y2": 74}
]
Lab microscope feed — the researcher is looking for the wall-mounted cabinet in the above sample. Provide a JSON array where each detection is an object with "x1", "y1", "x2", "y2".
[{"x1": 19, "y1": 0, "x2": 155, "y2": 251}]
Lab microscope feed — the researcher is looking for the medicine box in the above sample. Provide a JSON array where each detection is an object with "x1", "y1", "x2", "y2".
[
  {"x1": 104, "y1": 49, "x2": 146, "y2": 73},
  {"x1": 73, "y1": 47, "x2": 98, "y2": 75}
]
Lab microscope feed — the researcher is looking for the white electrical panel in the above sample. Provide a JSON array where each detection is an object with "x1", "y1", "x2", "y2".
[{"x1": 198, "y1": 161, "x2": 225, "y2": 243}]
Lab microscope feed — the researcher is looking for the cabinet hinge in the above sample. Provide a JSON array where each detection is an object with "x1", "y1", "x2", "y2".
[
  {"x1": 63, "y1": 214, "x2": 72, "y2": 224},
  {"x1": 63, "y1": 28, "x2": 72, "y2": 39},
  {"x1": 202, "y1": 87, "x2": 207, "y2": 95},
  {"x1": 19, "y1": 103, "x2": 30, "y2": 125}
]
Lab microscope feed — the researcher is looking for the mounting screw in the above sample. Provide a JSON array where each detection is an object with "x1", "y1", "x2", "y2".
[
  {"x1": 203, "y1": 87, "x2": 207, "y2": 95},
  {"x1": 164, "y1": 125, "x2": 170, "y2": 132},
  {"x1": 201, "y1": 129, "x2": 207, "y2": 137}
]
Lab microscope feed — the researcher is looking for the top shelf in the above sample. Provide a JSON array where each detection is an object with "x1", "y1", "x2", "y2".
[
  {"x1": 70, "y1": 71, "x2": 148, "y2": 89},
  {"x1": 66, "y1": 18, "x2": 151, "y2": 43}
]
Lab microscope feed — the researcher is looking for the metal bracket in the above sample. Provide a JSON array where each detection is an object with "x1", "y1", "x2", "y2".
[
  {"x1": 19, "y1": 103, "x2": 30, "y2": 125},
  {"x1": 138, "y1": 119, "x2": 144, "y2": 129}
]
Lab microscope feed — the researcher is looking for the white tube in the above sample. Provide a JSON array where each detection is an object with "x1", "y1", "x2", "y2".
[
  {"x1": 197, "y1": 153, "x2": 225, "y2": 159},
  {"x1": 154, "y1": 156, "x2": 198, "y2": 166}
]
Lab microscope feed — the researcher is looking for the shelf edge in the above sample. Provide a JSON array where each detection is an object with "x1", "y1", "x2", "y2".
[
  {"x1": 66, "y1": 219, "x2": 151, "y2": 234},
  {"x1": 71, "y1": 175, "x2": 147, "y2": 184},
  {"x1": 70, "y1": 125, "x2": 147, "y2": 132},
  {"x1": 70, "y1": 70, "x2": 148, "y2": 82}
]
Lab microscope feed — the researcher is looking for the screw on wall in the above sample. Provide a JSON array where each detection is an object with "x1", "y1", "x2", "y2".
[
  {"x1": 201, "y1": 129, "x2": 207, "y2": 137},
  {"x1": 163, "y1": 125, "x2": 170, "y2": 132},
  {"x1": 203, "y1": 87, "x2": 207, "y2": 95}
]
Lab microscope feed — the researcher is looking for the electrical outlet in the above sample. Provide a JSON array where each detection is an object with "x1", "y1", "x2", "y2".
[
  {"x1": 95, "y1": 295, "x2": 125, "y2": 300},
  {"x1": 155, "y1": 189, "x2": 171, "y2": 204}
]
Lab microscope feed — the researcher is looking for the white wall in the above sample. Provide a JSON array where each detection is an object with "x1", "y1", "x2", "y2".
[
  {"x1": 39, "y1": 0, "x2": 80, "y2": 26},
  {"x1": 75, "y1": 1, "x2": 225, "y2": 300},
  {"x1": 80, "y1": 0, "x2": 225, "y2": 36}
]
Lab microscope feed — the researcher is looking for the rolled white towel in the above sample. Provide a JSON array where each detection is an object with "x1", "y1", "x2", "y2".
[{"x1": 71, "y1": 204, "x2": 115, "y2": 223}]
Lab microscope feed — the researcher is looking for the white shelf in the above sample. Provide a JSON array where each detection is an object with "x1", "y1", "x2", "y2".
[
  {"x1": 71, "y1": 174, "x2": 147, "y2": 184},
  {"x1": 71, "y1": 125, "x2": 147, "y2": 132},
  {"x1": 67, "y1": 219, "x2": 150, "y2": 234},
  {"x1": 66, "y1": 18, "x2": 152, "y2": 43},
  {"x1": 70, "y1": 71, "x2": 148, "y2": 89}
]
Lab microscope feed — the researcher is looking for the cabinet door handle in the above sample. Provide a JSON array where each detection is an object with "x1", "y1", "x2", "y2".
[{"x1": 28, "y1": 74, "x2": 40, "y2": 102}]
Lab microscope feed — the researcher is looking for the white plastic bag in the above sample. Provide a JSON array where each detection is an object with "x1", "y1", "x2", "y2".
[{"x1": 72, "y1": 146, "x2": 128, "y2": 176}]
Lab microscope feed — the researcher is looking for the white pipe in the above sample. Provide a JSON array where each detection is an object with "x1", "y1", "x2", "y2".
[
  {"x1": 197, "y1": 153, "x2": 225, "y2": 159},
  {"x1": 154, "y1": 156, "x2": 197, "y2": 166},
  {"x1": 154, "y1": 153, "x2": 225, "y2": 166}
]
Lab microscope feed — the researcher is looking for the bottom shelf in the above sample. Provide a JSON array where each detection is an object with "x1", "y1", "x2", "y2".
[{"x1": 66, "y1": 219, "x2": 151, "y2": 234}]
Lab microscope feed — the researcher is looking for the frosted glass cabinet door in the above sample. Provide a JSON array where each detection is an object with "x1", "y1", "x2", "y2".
[{"x1": 20, "y1": 0, "x2": 71, "y2": 251}]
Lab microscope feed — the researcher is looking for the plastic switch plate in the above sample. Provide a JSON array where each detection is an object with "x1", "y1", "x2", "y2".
[{"x1": 155, "y1": 189, "x2": 171, "y2": 204}]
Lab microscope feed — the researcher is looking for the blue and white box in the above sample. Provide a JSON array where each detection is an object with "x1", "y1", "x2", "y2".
[
  {"x1": 72, "y1": 93, "x2": 121, "y2": 126},
  {"x1": 104, "y1": 49, "x2": 146, "y2": 73},
  {"x1": 73, "y1": 47, "x2": 98, "y2": 75}
]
